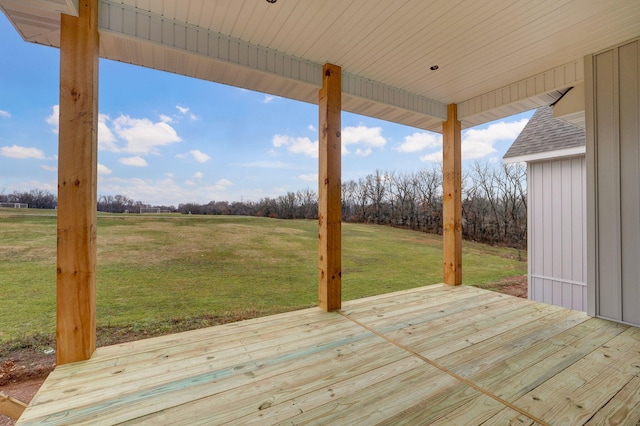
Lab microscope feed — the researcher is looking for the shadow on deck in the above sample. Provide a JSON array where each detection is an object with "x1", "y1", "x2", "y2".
[{"x1": 17, "y1": 284, "x2": 640, "y2": 425}]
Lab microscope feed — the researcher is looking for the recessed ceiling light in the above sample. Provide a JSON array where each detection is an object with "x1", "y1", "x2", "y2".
[
  {"x1": 430, "y1": 65, "x2": 439, "y2": 71},
  {"x1": 266, "y1": 0, "x2": 277, "y2": 3}
]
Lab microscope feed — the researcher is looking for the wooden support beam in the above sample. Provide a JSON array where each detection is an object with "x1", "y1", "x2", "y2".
[
  {"x1": 56, "y1": 0, "x2": 99, "y2": 365},
  {"x1": 442, "y1": 103, "x2": 462, "y2": 285},
  {"x1": 0, "y1": 392, "x2": 27, "y2": 420},
  {"x1": 318, "y1": 63, "x2": 342, "y2": 311}
]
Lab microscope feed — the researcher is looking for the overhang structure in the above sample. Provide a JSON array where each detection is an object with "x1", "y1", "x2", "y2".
[{"x1": 4, "y1": 0, "x2": 638, "y2": 131}]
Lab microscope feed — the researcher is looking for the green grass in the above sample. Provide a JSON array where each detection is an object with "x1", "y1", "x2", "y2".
[{"x1": 0, "y1": 209, "x2": 526, "y2": 343}]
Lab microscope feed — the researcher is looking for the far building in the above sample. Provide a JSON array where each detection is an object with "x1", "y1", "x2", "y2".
[{"x1": 504, "y1": 105, "x2": 586, "y2": 311}]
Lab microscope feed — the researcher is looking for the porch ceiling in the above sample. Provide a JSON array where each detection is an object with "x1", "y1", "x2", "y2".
[{"x1": 2, "y1": 0, "x2": 640, "y2": 132}]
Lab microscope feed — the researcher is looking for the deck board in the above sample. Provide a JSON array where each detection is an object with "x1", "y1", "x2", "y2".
[{"x1": 16, "y1": 285, "x2": 640, "y2": 425}]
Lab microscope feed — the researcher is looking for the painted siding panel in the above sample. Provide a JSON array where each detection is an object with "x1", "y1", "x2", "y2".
[
  {"x1": 531, "y1": 163, "x2": 544, "y2": 278},
  {"x1": 542, "y1": 163, "x2": 553, "y2": 278},
  {"x1": 551, "y1": 162, "x2": 563, "y2": 279},
  {"x1": 574, "y1": 159, "x2": 584, "y2": 278},
  {"x1": 528, "y1": 158, "x2": 586, "y2": 311},
  {"x1": 591, "y1": 38, "x2": 640, "y2": 326},
  {"x1": 594, "y1": 48, "x2": 621, "y2": 321},
  {"x1": 619, "y1": 41, "x2": 640, "y2": 325}
]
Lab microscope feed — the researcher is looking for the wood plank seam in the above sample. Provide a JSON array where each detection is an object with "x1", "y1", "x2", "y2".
[{"x1": 338, "y1": 310, "x2": 550, "y2": 426}]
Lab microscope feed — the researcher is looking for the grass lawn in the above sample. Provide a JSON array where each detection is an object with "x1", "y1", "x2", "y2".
[{"x1": 0, "y1": 209, "x2": 526, "y2": 343}]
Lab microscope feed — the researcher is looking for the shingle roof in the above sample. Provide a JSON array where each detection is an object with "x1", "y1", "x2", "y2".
[{"x1": 503, "y1": 106, "x2": 585, "y2": 159}]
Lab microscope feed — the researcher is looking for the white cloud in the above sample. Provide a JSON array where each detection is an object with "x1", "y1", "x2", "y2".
[
  {"x1": 355, "y1": 148, "x2": 373, "y2": 157},
  {"x1": 40, "y1": 164, "x2": 57, "y2": 172},
  {"x1": 98, "y1": 163, "x2": 112, "y2": 175},
  {"x1": 395, "y1": 132, "x2": 441, "y2": 153},
  {"x1": 299, "y1": 173, "x2": 318, "y2": 182},
  {"x1": 4, "y1": 179, "x2": 57, "y2": 194},
  {"x1": 418, "y1": 118, "x2": 529, "y2": 162},
  {"x1": 460, "y1": 118, "x2": 528, "y2": 160},
  {"x1": 185, "y1": 179, "x2": 196, "y2": 186},
  {"x1": 272, "y1": 134, "x2": 289, "y2": 148},
  {"x1": 420, "y1": 151, "x2": 443, "y2": 162},
  {"x1": 272, "y1": 134, "x2": 318, "y2": 158},
  {"x1": 190, "y1": 150, "x2": 211, "y2": 163},
  {"x1": 119, "y1": 156, "x2": 148, "y2": 167},
  {"x1": 241, "y1": 160, "x2": 301, "y2": 169},
  {"x1": 111, "y1": 114, "x2": 181, "y2": 154},
  {"x1": 45, "y1": 105, "x2": 59, "y2": 134},
  {"x1": 193, "y1": 171, "x2": 204, "y2": 179},
  {"x1": 0, "y1": 110, "x2": 10, "y2": 118},
  {"x1": 0, "y1": 145, "x2": 46, "y2": 159},
  {"x1": 175, "y1": 105, "x2": 198, "y2": 120},
  {"x1": 46, "y1": 107, "x2": 188, "y2": 155},
  {"x1": 176, "y1": 150, "x2": 211, "y2": 163},
  {"x1": 98, "y1": 114, "x2": 119, "y2": 152},
  {"x1": 272, "y1": 125, "x2": 387, "y2": 158},
  {"x1": 263, "y1": 95, "x2": 276, "y2": 104},
  {"x1": 341, "y1": 125, "x2": 387, "y2": 155},
  {"x1": 308, "y1": 124, "x2": 316, "y2": 132},
  {"x1": 216, "y1": 178, "x2": 232, "y2": 187},
  {"x1": 95, "y1": 174, "x2": 262, "y2": 205}
]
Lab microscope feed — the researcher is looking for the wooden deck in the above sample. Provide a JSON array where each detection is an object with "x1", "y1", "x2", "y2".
[{"x1": 17, "y1": 284, "x2": 640, "y2": 425}]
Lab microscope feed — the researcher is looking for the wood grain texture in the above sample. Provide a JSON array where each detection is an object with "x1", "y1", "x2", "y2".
[
  {"x1": 56, "y1": 0, "x2": 99, "y2": 365},
  {"x1": 318, "y1": 63, "x2": 342, "y2": 311},
  {"x1": 17, "y1": 285, "x2": 640, "y2": 425},
  {"x1": 442, "y1": 103, "x2": 462, "y2": 285},
  {"x1": 0, "y1": 392, "x2": 27, "y2": 420}
]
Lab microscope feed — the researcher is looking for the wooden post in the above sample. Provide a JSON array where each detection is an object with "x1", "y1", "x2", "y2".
[
  {"x1": 442, "y1": 103, "x2": 462, "y2": 285},
  {"x1": 318, "y1": 63, "x2": 342, "y2": 311},
  {"x1": 56, "y1": 0, "x2": 99, "y2": 365}
]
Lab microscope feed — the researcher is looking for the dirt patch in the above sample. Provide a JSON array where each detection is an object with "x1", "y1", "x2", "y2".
[
  {"x1": 0, "y1": 351, "x2": 54, "y2": 387},
  {"x1": 492, "y1": 275, "x2": 528, "y2": 298},
  {"x1": 0, "y1": 349, "x2": 54, "y2": 425}
]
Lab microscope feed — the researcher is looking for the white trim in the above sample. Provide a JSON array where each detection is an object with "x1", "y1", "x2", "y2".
[
  {"x1": 504, "y1": 146, "x2": 585, "y2": 164},
  {"x1": 458, "y1": 59, "x2": 584, "y2": 127},
  {"x1": 530, "y1": 274, "x2": 586, "y2": 287}
]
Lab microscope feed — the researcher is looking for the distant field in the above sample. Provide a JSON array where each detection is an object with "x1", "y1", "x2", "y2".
[{"x1": 0, "y1": 208, "x2": 526, "y2": 342}]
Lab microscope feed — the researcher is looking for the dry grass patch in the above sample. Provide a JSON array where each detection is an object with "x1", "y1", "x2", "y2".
[{"x1": 1, "y1": 213, "x2": 526, "y2": 343}]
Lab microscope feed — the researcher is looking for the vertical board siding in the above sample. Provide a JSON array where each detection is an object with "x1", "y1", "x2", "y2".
[
  {"x1": 594, "y1": 49, "x2": 622, "y2": 321},
  {"x1": 573, "y1": 158, "x2": 586, "y2": 282},
  {"x1": 529, "y1": 157, "x2": 586, "y2": 311},
  {"x1": 591, "y1": 39, "x2": 640, "y2": 326},
  {"x1": 619, "y1": 41, "x2": 640, "y2": 325}
]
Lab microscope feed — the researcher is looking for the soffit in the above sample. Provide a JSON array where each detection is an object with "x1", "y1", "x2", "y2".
[{"x1": 2, "y1": 0, "x2": 640, "y2": 132}]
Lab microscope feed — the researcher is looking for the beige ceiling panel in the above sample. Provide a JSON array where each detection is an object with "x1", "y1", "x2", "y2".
[{"x1": 2, "y1": 0, "x2": 640, "y2": 132}]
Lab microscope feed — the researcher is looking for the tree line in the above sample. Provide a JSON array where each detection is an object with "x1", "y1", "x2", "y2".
[{"x1": 1, "y1": 161, "x2": 527, "y2": 249}]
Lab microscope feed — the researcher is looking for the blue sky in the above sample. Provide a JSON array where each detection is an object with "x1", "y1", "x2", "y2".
[{"x1": 0, "y1": 14, "x2": 532, "y2": 207}]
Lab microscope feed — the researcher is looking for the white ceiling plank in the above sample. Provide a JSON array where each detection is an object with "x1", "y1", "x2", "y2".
[{"x1": 3, "y1": 0, "x2": 640, "y2": 132}]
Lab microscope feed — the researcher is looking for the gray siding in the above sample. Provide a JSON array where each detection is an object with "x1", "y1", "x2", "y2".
[
  {"x1": 528, "y1": 157, "x2": 587, "y2": 310},
  {"x1": 587, "y1": 38, "x2": 640, "y2": 325}
]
